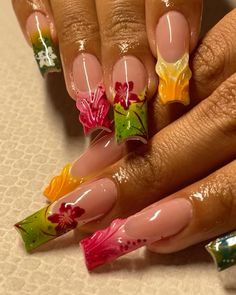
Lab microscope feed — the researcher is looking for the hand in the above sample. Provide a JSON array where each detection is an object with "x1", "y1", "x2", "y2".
[
  {"x1": 44, "y1": 8, "x2": 236, "y2": 270},
  {"x1": 12, "y1": 0, "x2": 202, "y2": 142}
]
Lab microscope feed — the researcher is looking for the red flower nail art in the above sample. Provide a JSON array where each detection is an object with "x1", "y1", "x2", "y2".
[
  {"x1": 76, "y1": 84, "x2": 111, "y2": 135},
  {"x1": 48, "y1": 203, "x2": 85, "y2": 233},
  {"x1": 114, "y1": 81, "x2": 140, "y2": 110}
]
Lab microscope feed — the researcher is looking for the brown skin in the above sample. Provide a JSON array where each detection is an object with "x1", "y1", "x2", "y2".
[
  {"x1": 12, "y1": 0, "x2": 236, "y2": 252},
  {"x1": 80, "y1": 10, "x2": 236, "y2": 254}
]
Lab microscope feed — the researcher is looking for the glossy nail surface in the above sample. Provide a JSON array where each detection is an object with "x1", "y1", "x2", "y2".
[
  {"x1": 73, "y1": 53, "x2": 112, "y2": 135},
  {"x1": 71, "y1": 133, "x2": 126, "y2": 177},
  {"x1": 26, "y1": 12, "x2": 61, "y2": 76},
  {"x1": 112, "y1": 56, "x2": 148, "y2": 144},
  {"x1": 15, "y1": 178, "x2": 117, "y2": 251},
  {"x1": 80, "y1": 198, "x2": 192, "y2": 270},
  {"x1": 43, "y1": 163, "x2": 84, "y2": 202},
  {"x1": 155, "y1": 11, "x2": 192, "y2": 105},
  {"x1": 206, "y1": 231, "x2": 236, "y2": 271}
]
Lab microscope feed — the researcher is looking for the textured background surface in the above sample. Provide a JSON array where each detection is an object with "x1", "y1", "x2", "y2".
[{"x1": 1, "y1": 1, "x2": 236, "y2": 294}]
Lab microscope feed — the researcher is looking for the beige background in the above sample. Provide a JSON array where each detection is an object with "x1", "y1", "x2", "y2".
[{"x1": 1, "y1": 1, "x2": 236, "y2": 294}]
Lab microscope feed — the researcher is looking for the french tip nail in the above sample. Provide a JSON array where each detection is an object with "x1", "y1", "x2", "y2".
[
  {"x1": 16, "y1": 178, "x2": 117, "y2": 251},
  {"x1": 206, "y1": 231, "x2": 236, "y2": 272},
  {"x1": 26, "y1": 12, "x2": 62, "y2": 77},
  {"x1": 155, "y1": 11, "x2": 191, "y2": 105},
  {"x1": 114, "y1": 99, "x2": 148, "y2": 144},
  {"x1": 43, "y1": 163, "x2": 83, "y2": 202},
  {"x1": 80, "y1": 198, "x2": 192, "y2": 270}
]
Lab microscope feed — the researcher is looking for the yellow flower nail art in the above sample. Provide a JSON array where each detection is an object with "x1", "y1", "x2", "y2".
[
  {"x1": 44, "y1": 164, "x2": 83, "y2": 202},
  {"x1": 156, "y1": 52, "x2": 192, "y2": 105}
]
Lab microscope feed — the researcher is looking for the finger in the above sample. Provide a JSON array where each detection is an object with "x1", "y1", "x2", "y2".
[
  {"x1": 50, "y1": 0, "x2": 112, "y2": 135},
  {"x1": 191, "y1": 8, "x2": 236, "y2": 103},
  {"x1": 80, "y1": 160, "x2": 236, "y2": 270},
  {"x1": 146, "y1": 0, "x2": 203, "y2": 105},
  {"x1": 95, "y1": 0, "x2": 158, "y2": 144},
  {"x1": 12, "y1": 0, "x2": 61, "y2": 76},
  {"x1": 18, "y1": 72, "x2": 236, "y2": 251},
  {"x1": 44, "y1": 69, "x2": 236, "y2": 204},
  {"x1": 82, "y1": 71, "x2": 236, "y2": 232},
  {"x1": 148, "y1": 160, "x2": 236, "y2": 254},
  {"x1": 151, "y1": 8, "x2": 236, "y2": 134}
]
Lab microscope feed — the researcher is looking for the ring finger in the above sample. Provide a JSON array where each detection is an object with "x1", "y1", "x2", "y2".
[{"x1": 50, "y1": 0, "x2": 112, "y2": 135}]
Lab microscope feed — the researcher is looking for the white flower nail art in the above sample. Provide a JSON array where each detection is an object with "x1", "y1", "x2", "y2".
[{"x1": 36, "y1": 46, "x2": 57, "y2": 68}]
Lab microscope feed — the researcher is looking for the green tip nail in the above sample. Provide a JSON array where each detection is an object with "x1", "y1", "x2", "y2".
[{"x1": 206, "y1": 231, "x2": 236, "y2": 271}]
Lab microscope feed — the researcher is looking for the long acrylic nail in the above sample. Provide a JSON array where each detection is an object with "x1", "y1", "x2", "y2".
[
  {"x1": 206, "y1": 231, "x2": 236, "y2": 272},
  {"x1": 155, "y1": 11, "x2": 192, "y2": 105},
  {"x1": 26, "y1": 12, "x2": 61, "y2": 77},
  {"x1": 112, "y1": 56, "x2": 148, "y2": 144},
  {"x1": 80, "y1": 198, "x2": 192, "y2": 270},
  {"x1": 43, "y1": 133, "x2": 125, "y2": 202},
  {"x1": 15, "y1": 178, "x2": 117, "y2": 251},
  {"x1": 73, "y1": 53, "x2": 112, "y2": 135}
]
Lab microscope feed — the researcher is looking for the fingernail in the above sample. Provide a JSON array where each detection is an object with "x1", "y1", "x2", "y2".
[
  {"x1": 43, "y1": 133, "x2": 125, "y2": 201},
  {"x1": 112, "y1": 56, "x2": 148, "y2": 144},
  {"x1": 80, "y1": 198, "x2": 192, "y2": 270},
  {"x1": 26, "y1": 12, "x2": 61, "y2": 77},
  {"x1": 70, "y1": 133, "x2": 126, "y2": 177},
  {"x1": 73, "y1": 53, "x2": 112, "y2": 135},
  {"x1": 206, "y1": 231, "x2": 236, "y2": 272},
  {"x1": 15, "y1": 178, "x2": 117, "y2": 251},
  {"x1": 155, "y1": 11, "x2": 192, "y2": 105}
]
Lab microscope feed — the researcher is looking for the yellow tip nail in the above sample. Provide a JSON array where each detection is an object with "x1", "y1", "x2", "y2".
[
  {"x1": 43, "y1": 164, "x2": 83, "y2": 202},
  {"x1": 156, "y1": 52, "x2": 192, "y2": 105}
]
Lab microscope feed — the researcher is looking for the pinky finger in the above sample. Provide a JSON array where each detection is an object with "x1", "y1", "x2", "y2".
[{"x1": 12, "y1": 0, "x2": 61, "y2": 76}]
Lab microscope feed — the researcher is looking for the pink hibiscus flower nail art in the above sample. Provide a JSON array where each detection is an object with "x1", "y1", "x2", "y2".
[
  {"x1": 76, "y1": 84, "x2": 111, "y2": 135},
  {"x1": 48, "y1": 203, "x2": 85, "y2": 233},
  {"x1": 114, "y1": 81, "x2": 140, "y2": 110}
]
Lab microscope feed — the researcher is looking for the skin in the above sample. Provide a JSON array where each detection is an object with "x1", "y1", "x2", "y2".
[{"x1": 12, "y1": 0, "x2": 236, "y2": 253}]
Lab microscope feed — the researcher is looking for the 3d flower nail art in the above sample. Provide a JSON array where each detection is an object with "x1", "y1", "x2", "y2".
[
  {"x1": 73, "y1": 54, "x2": 112, "y2": 135},
  {"x1": 15, "y1": 179, "x2": 117, "y2": 251},
  {"x1": 80, "y1": 199, "x2": 192, "y2": 270},
  {"x1": 112, "y1": 56, "x2": 148, "y2": 144},
  {"x1": 155, "y1": 11, "x2": 192, "y2": 105},
  {"x1": 26, "y1": 12, "x2": 61, "y2": 76},
  {"x1": 43, "y1": 163, "x2": 84, "y2": 202},
  {"x1": 76, "y1": 84, "x2": 112, "y2": 135},
  {"x1": 206, "y1": 231, "x2": 236, "y2": 271}
]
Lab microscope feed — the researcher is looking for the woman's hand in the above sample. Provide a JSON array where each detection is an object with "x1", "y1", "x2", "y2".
[
  {"x1": 12, "y1": 0, "x2": 202, "y2": 142},
  {"x1": 40, "y1": 8, "x2": 236, "y2": 269}
]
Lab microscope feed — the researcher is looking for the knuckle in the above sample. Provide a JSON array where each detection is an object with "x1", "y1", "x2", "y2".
[
  {"x1": 198, "y1": 74, "x2": 236, "y2": 135},
  {"x1": 100, "y1": 2, "x2": 146, "y2": 46},
  {"x1": 58, "y1": 8, "x2": 99, "y2": 44},
  {"x1": 192, "y1": 34, "x2": 226, "y2": 86},
  {"x1": 124, "y1": 142, "x2": 173, "y2": 198}
]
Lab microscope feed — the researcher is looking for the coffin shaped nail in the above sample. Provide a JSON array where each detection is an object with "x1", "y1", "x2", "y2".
[
  {"x1": 73, "y1": 54, "x2": 112, "y2": 135},
  {"x1": 206, "y1": 231, "x2": 236, "y2": 271},
  {"x1": 112, "y1": 56, "x2": 148, "y2": 144},
  {"x1": 155, "y1": 11, "x2": 192, "y2": 105},
  {"x1": 26, "y1": 12, "x2": 61, "y2": 77},
  {"x1": 43, "y1": 133, "x2": 125, "y2": 201},
  {"x1": 15, "y1": 178, "x2": 117, "y2": 251},
  {"x1": 80, "y1": 199, "x2": 192, "y2": 270}
]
